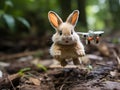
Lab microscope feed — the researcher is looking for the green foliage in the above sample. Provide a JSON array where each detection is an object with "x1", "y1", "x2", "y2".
[
  {"x1": 87, "y1": 65, "x2": 93, "y2": 70},
  {"x1": 18, "y1": 67, "x2": 31, "y2": 75},
  {"x1": 0, "y1": 0, "x2": 120, "y2": 37},
  {"x1": 3, "y1": 14, "x2": 15, "y2": 31},
  {"x1": 36, "y1": 64, "x2": 47, "y2": 72},
  {"x1": 17, "y1": 17, "x2": 30, "y2": 29},
  {"x1": 86, "y1": 0, "x2": 99, "y2": 5},
  {"x1": 86, "y1": 0, "x2": 112, "y2": 30},
  {"x1": 0, "y1": 0, "x2": 30, "y2": 32},
  {"x1": 108, "y1": 0, "x2": 120, "y2": 28}
]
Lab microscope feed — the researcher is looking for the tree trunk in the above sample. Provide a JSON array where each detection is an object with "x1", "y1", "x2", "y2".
[
  {"x1": 59, "y1": 0, "x2": 72, "y2": 21},
  {"x1": 77, "y1": 0, "x2": 87, "y2": 28},
  {"x1": 108, "y1": 0, "x2": 120, "y2": 28}
]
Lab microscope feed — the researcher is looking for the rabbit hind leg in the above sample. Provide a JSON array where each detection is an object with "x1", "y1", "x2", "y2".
[
  {"x1": 73, "y1": 57, "x2": 80, "y2": 65},
  {"x1": 60, "y1": 59, "x2": 67, "y2": 66}
]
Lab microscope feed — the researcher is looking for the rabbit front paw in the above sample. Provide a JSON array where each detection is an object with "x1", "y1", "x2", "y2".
[
  {"x1": 54, "y1": 50, "x2": 61, "y2": 59},
  {"x1": 77, "y1": 50, "x2": 85, "y2": 56}
]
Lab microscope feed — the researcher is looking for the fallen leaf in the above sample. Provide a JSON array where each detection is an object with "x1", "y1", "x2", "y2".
[
  {"x1": 97, "y1": 43, "x2": 110, "y2": 56},
  {"x1": 87, "y1": 54, "x2": 103, "y2": 61},
  {"x1": 0, "y1": 70, "x2": 2, "y2": 78},
  {"x1": 29, "y1": 77, "x2": 41, "y2": 86},
  {"x1": 110, "y1": 70, "x2": 118, "y2": 77}
]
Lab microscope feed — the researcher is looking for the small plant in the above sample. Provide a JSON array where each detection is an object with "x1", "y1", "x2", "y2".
[
  {"x1": 36, "y1": 64, "x2": 47, "y2": 72},
  {"x1": 18, "y1": 67, "x2": 31, "y2": 75},
  {"x1": 87, "y1": 65, "x2": 93, "y2": 70}
]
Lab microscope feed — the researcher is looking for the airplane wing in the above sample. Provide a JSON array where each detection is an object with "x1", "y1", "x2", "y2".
[{"x1": 94, "y1": 31, "x2": 104, "y2": 34}]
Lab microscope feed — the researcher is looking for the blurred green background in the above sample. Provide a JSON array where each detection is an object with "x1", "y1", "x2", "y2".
[{"x1": 0, "y1": 0, "x2": 120, "y2": 53}]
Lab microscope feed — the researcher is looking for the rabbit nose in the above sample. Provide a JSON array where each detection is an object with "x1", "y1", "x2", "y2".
[
  {"x1": 67, "y1": 37, "x2": 72, "y2": 40},
  {"x1": 63, "y1": 36, "x2": 72, "y2": 41}
]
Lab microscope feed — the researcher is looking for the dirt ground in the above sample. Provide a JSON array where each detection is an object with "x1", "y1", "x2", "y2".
[{"x1": 0, "y1": 34, "x2": 120, "y2": 90}]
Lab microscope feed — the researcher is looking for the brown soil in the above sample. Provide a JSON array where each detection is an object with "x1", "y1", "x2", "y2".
[{"x1": 0, "y1": 36, "x2": 120, "y2": 90}]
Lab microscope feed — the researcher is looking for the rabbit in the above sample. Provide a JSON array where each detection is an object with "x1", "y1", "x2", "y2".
[{"x1": 48, "y1": 10, "x2": 85, "y2": 66}]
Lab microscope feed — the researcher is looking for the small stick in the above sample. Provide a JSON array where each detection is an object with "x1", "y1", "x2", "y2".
[
  {"x1": 60, "y1": 84, "x2": 65, "y2": 90},
  {"x1": 7, "y1": 75, "x2": 15, "y2": 90},
  {"x1": 113, "y1": 50, "x2": 120, "y2": 65},
  {"x1": 0, "y1": 50, "x2": 41, "y2": 61}
]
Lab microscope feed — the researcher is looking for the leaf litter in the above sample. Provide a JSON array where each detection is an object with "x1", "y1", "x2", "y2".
[{"x1": 0, "y1": 35, "x2": 120, "y2": 90}]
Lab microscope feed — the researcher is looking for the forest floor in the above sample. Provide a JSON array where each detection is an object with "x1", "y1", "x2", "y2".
[{"x1": 0, "y1": 32, "x2": 120, "y2": 90}]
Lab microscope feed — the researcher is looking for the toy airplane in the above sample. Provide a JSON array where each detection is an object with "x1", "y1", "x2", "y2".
[{"x1": 77, "y1": 30, "x2": 104, "y2": 44}]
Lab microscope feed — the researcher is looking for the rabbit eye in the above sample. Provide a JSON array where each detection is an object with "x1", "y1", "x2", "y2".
[
  {"x1": 71, "y1": 31, "x2": 73, "y2": 34},
  {"x1": 59, "y1": 31, "x2": 62, "y2": 35}
]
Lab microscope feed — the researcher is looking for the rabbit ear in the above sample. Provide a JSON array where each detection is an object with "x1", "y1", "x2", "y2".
[
  {"x1": 66, "y1": 10, "x2": 79, "y2": 26},
  {"x1": 48, "y1": 11, "x2": 63, "y2": 29}
]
